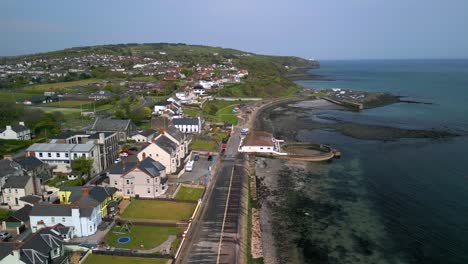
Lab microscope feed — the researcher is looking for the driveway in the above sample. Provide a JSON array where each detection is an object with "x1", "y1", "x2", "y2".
[{"x1": 169, "y1": 158, "x2": 211, "y2": 185}]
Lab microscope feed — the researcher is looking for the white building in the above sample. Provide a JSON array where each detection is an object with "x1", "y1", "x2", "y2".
[
  {"x1": 25, "y1": 143, "x2": 100, "y2": 174},
  {"x1": 238, "y1": 131, "x2": 284, "y2": 154},
  {"x1": 0, "y1": 122, "x2": 31, "y2": 140},
  {"x1": 172, "y1": 117, "x2": 203, "y2": 134}
]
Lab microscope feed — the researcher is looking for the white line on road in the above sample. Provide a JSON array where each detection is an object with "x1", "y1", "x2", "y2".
[{"x1": 216, "y1": 166, "x2": 235, "y2": 264}]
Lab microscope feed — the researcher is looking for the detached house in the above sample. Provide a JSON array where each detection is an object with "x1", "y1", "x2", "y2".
[
  {"x1": 0, "y1": 122, "x2": 31, "y2": 140},
  {"x1": 108, "y1": 157, "x2": 168, "y2": 198},
  {"x1": 0, "y1": 224, "x2": 72, "y2": 264},
  {"x1": 29, "y1": 186, "x2": 117, "y2": 237},
  {"x1": 137, "y1": 135, "x2": 180, "y2": 174}
]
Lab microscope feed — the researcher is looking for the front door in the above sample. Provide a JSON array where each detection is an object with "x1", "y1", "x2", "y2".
[{"x1": 15, "y1": 198, "x2": 18, "y2": 205}]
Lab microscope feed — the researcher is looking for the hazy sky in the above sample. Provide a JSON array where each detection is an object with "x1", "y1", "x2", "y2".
[{"x1": 1, "y1": 0, "x2": 467, "y2": 60}]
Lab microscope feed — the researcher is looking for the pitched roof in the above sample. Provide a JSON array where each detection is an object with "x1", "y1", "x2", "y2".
[
  {"x1": 30, "y1": 204, "x2": 72, "y2": 217},
  {"x1": 91, "y1": 118, "x2": 131, "y2": 131},
  {"x1": 136, "y1": 157, "x2": 165, "y2": 177},
  {"x1": 0, "y1": 159, "x2": 22, "y2": 177},
  {"x1": 109, "y1": 161, "x2": 137, "y2": 175},
  {"x1": 19, "y1": 195, "x2": 42, "y2": 205},
  {"x1": 59, "y1": 186, "x2": 117, "y2": 206},
  {"x1": 138, "y1": 129, "x2": 157, "y2": 137},
  {"x1": 9, "y1": 204, "x2": 33, "y2": 222},
  {"x1": 173, "y1": 117, "x2": 199, "y2": 126},
  {"x1": 154, "y1": 135, "x2": 178, "y2": 155},
  {"x1": 19, "y1": 225, "x2": 66, "y2": 264},
  {"x1": 17, "y1": 157, "x2": 43, "y2": 171},
  {"x1": 10, "y1": 124, "x2": 29, "y2": 133},
  {"x1": 3, "y1": 176, "x2": 31, "y2": 189},
  {"x1": 166, "y1": 126, "x2": 184, "y2": 142},
  {"x1": 0, "y1": 243, "x2": 17, "y2": 262}
]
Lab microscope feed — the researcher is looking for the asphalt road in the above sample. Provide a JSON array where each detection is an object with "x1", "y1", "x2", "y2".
[{"x1": 178, "y1": 126, "x2": 245, "y2": 264}]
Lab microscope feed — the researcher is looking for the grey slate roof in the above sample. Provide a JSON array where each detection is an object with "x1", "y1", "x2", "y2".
[
  {"x1": 60, "y1": 186, "x2": 117, "y2": 205},
  {"x1": 30, "y1": 205, "x2": 72, "y2": 217},
  {"x1": 10, "y1": 124, "x2": 29, "y2": 133},
  {"x1": 19, "y1": 224, "x2": 66, "y2": 264},
  {"x1": 173, "y1": 117, "x2": 199, "y2": 126},
  {"x1": 154, "y1": 135, "x2": 177, "y2": 155},
  {"x1": 50, "y1": 130, "x2": 79, "y2": 139},
  {"x1": 19, "y1": 195, "x2": 42, "y2": 205},
  {"x1": 0, "y1": 159, "x2": 22, "y2": 177},
  {"x1": 26, "y1": 143, "x2": 95, "y2": 153},
  {"x1": 87, "y1": 132, "x2": 115, "y2": 139},
  {"x1": 0, "y1": 243, "x2": 16, "y2": 262},
  {"x1": 137, "y1": 157, "x2": 166, "y2": 177},
  {"x1": 139, "y1": 129, "x2": 157, "y2": 137},
  {"x1": 166, "y1": 126, "x2": 184, "y2": 142},
  {"x1": 3, "y1": 176, "x2": 31, "y2": 188},
  {"x1": 9, "y1": 204, "x2": 33, "y2": 222},
  {"x1": 109, "y1": 161, "x2": 137, "y2": 175},
  {"x1": 91, "y1": 118, "x2": 131, "y2": 131},
  {"x1": 18, "y1": 157, "x2": 43, "y2": 171}
]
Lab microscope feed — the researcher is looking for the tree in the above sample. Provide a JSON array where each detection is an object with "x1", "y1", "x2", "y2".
[{"x1": 71, "y1": 156, "x2": 94, "y2": 178}]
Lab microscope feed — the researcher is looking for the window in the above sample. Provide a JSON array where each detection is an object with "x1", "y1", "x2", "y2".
[
  {"x1": 39, "y1": 153, "x2": 43, "y2": 157},
  {"x1": 51, "y1": 217, "x2": 55, "y2": 223},
  {"x1": 48, "y1": 153, "x2": 52, "y2": 158},
  {"x1": 156, "y1": 154, "x2": 159, "y2": 157},
  {"x1": 126, "y1": 189, "x2": 130, "y2": 194},
  {"x1": 14, "y1": 189, "x2": 18, "y2": 194},
  {"x1": 126, "y1": 179, "x2": 130, "y2": 184},
  {"x1": 73, "y1": 153, "x2": 77, "y2": 158},
  {"x1": 147, "y1": 179, "x2": 150, "y2": 184},
  {"x1": 6, "y1": 197, "x2": 10, "y2": 201},
  {"x1": 56, "y1": 153, "x2": 60, "y2": 158},
  {"x1": 114, "y1": 181, "x2": 118, "y2": 185},
  {"x1": 62, "y1": 217, "x2": 66, "y2": 222},
  {"x1": 8, "y1": 189, "x2": 11, "y2": 193},
  {"x1": 90, "y1": 226, "x2": 92, "y2": 232},
  {"x1": 147, "y1": 188, "x2": 150, "y2": 194},
  {"x1": 82, "y1": 154, "x2": 85, "y2": 157},
  {"x1": 65, "y1": 153, "x2": 69, "y2": 158},
  {"x1": 155, "y1": 188, "x2": 158, "y2": 193}
]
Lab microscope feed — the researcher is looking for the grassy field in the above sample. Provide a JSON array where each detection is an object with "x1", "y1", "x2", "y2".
[
  {"x1": 175, "y1": 186, "x2": 204, "y2": 201},
  {"x1": 105, "y1": 225, "x2": 182, "y2": 250},
  {"x1": 190, "y1": 139, "x2": 218, "y2": 152},
  {"x1": 45, "y1": 100, "x2": 93, "y2": 108},
  {"x1": 122, "y1": 200, "x2": 196, "y2": 221},
  {"x1": 0, "y1": 138, "x2": 45, "y2": 158},
  {"x1": 83, "y1": 255, "x2": 170, "y2": 264},
  {"x1": 26, "y1": 105, "x2": 82, "y2": 114},
  {"x1": 216, "y1": 105, "x2": 239, "y2": 125},
  {"x1": 0, "y1": 91, "x2": 42, "y2": 101},
  {"x1": 22, "y1": 79, "x2": 101, "y2": 92}
]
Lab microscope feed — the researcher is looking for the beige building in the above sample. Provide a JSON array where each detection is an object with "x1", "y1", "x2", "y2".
[
  {"x1": 2, "y1": 176, "x2": 39, "y2": 208},
  {"x1": 137, "y1": 135, "x2": 180, "y2": 174}
]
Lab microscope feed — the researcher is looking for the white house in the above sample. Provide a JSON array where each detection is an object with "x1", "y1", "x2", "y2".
[
  {"x1": 25, "y1": 143, "x2": 100, "y2": 174},
  {"x1": 238, "y1": 131, "x2": 284, "y2": 154},
  {"x1": 29, "y1": 186, "x2": 117, "y2": 237},
  {"x1": 0, "y1": 122, "x2": 31, "y2": 140},
  {"x1": 108, "y1": 157, "x2": 168, "y2": 198},
  {"x1": 137, "y1": 135, "x2": 180, "y2": 174},
  {"x1": 192, "y1": 85, "x2": 207, "y2": 97},
  {"x1": 172, "y1": 117, "x2": 203, "y2": 134},
  {"x1": 130, "y1": 129, "x2": 157, "y2": 142}
]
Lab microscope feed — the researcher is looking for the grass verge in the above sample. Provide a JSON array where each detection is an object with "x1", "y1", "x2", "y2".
[{"x1": 175, "y1": 186, "x2": 204, "y2": 201}]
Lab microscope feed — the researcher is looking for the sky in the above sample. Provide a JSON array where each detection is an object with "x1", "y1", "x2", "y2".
[{"x1": 1, "y1": 0, "x2": 468, "y2": 60}]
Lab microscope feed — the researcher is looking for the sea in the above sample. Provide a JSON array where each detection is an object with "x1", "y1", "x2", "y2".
[{"x1": 287, "y1": 60, "x2": 468, "y2": 263}]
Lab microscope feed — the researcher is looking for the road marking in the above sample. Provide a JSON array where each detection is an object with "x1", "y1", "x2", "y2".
[{"x1": 216, "y1": 167, "x2": 235, "y2": 264}]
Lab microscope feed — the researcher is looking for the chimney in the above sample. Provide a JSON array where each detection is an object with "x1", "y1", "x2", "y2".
[
  {"x1": 32, "y1": 174, "x2": 38, "y2": 195},
  {"x1": 19, "y1": 121, "x2": 25, "y2": 126},
  {"x1": 99, "y1": 133, "x2": 105, "y2": 144},
  {"x1": 82, "y1": 187, "x2": 90, "y2": 196},
  {"x1": 3, "y1": 155, "x2": 12, "y2": 161},
  {"x1": 6, "y1": 125, "x2": 12, "y2": 131}
]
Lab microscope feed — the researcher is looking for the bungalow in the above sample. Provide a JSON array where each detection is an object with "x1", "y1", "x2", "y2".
[
  {"x1": 172, "y1": 117, "x2": 203, "y2": 134},
  {"x1": 0, "y1": 224, "x2": 73, "y2": 263},
  {"x1": 137, "y1": 135, "x2": 180, "y2": 174},
  {"x1": 0, "y1": 122, "x2": 31, "y2": 140},
  {"x1": 108, "y1": 157, "x2": 168, "y2": 198},
  {"x1": 238, "y1": 131, "x2": 284, "y2": 154}
]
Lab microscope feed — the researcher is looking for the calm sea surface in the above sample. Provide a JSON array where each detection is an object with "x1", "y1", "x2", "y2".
[{"x1": 291, "y1": 60, "x2": 468, "y2": 263}]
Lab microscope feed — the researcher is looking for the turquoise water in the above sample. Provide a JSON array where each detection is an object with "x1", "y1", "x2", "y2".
[{"x1": 293, "y1": 60, "x2": 468, "y2": 263}]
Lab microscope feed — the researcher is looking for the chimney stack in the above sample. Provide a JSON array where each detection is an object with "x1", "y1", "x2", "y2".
[
  {"x1": 6, "y1": 125, "x2": 12, "y2": 131},
  {"x1": 99, "y1": 133, "x2": 105, "y2": 144},
  {"x1": 82, "y1": 187, "x2": 90, "y2": 196},
  {"x1": 19, "y1": 121, "x2": 25, "y2": 126}
]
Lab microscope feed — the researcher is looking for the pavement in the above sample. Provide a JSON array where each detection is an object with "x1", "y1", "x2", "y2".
[{"x1": 177, "y1": 120, "x2": 246, "y2": 264}]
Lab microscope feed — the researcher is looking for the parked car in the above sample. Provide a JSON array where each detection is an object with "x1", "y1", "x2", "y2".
[
  {"x1": 207, "y1": 155, "x2": 213, "y2": 161},
  {"x1": 114, "y1": 158, "x2": 121, "y2": 163},
  {"x1": 194, "y1": 155, "x2": 199, "y2": 161},
  {"x1": 0, "y1": 232, "x2": 12, "y2": 241},
  {"x1": 186, "y1": 160, "x2": 194, "y2": 172},
  {"x1": 119, "y1": 152, "x2": 129, "y2": 157}
]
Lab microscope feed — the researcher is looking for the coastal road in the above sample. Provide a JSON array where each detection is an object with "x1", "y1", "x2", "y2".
[{"x1": 177, "y1": 126, "x2": 245, "y2": 264}]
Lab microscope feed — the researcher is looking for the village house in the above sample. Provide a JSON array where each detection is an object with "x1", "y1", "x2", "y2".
[
  {"x1": 137, "y1": 135, "x2": 180, "y2": 174},
  {"x1": 0, "y1": 158, "x2": 23, "y2": 189},
  {"x1": 0, "y1": 122, "x2": 31, "y2": 140},
  {"x1": 130, "y1": 129, "x2": 157, "y2": 142},
  {"x1": 155, "y1": 126, "x2": 190, "y2": 159},
  {"x1": 18, "y1": 156, "x2": 53, "y2": 184},
  {"x1": 2, "y1": 176, "x2": 40, "y2": 208},
  {"x1": 0, "y1": 224, "x2": 73, "y2": 263},
  {"x1": 172, "y1": 117, "x2": 203, "y2": 134},
  {"x1": 108, "y1": 157, "x2": 168, "y2": 198},
  {"x1": 29, "y1": 186, "x2": 117, "y2": 237}
]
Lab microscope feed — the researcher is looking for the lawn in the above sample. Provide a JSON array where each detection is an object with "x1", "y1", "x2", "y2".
[
  {"x1": 216, "y1": 105, "x2": 239, "y2": 125},
  {"x1": 83, "y1": 255, "x2": 170, "y2": 264},
  {"x1": 45, "y1": 100, "x2": 93, "y2": 108},
  {"x1": 190, "y1": 139, "x2": 218, "y2": 152},
  {"x1": 122, "y1": 200, "x2": 196, "y2": 221},
  {"x1": 0, "y1": 209, "x2": 11, "y2": 221},
  {"x1": 0, "y1": 91, "x2": 42, "y2": 101},
  {"x1": 175, "y1": 186, "x2": 204, "y2": 201},
  {"x1": 26, "y1": 106, "x2": 82, "y2": 114},
  {"x1": 105, "y1": 225, "x2": 183, "y2": 250},
  {"x1": 22, "y1": 79, "x2": 101, "y2": 92}
]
